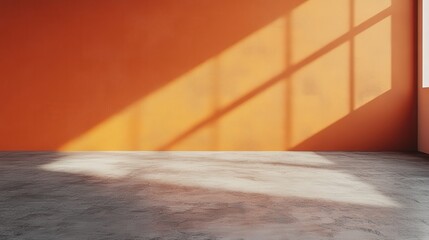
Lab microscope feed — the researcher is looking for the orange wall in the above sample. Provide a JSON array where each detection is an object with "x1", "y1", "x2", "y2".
[
  {"x1": 0, "y1": 0, "x2": 417, "y2": 151},
  {"x1": 419, "y1": 89, "x2": 429, "y2": 153},
  {"x1": 419, "y1": 0, "x2": 429, "y2": 154}
]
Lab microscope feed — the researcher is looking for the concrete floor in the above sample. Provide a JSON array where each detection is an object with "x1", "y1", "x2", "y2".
[{"x1": 1, "y1": 152, "x2": 429, "y2": 240}]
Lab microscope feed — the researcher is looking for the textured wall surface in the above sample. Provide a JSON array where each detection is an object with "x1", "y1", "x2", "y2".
[{"x1": 0, "y1": 0, "x2": 417, "y2": 150}]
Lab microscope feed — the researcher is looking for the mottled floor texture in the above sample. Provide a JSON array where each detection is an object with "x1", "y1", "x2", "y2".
[{"x1": 1, "y1": 152, "x2": 429, "y2": 240}]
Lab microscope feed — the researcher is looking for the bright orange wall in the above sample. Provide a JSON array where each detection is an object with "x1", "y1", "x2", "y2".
[{"x1": 0, "y1": 0, "x2": 417, "y2": 151}]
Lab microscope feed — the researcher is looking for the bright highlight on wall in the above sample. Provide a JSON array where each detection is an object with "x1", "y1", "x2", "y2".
[{"x1": 60, "y1": 0, "x2": 401, "y2": 151}]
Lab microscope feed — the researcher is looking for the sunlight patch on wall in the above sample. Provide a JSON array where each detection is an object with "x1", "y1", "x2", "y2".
[
  {"x1": 217, "y1": 17, "x2": 285, "y2": 107},
  {"x1": 58, "y1": 0, "x2": 395, "y2": 151},
  {"x1": 291, "y1": 0, "x2": 349, "y2": 64},
  {"x1": 168, "y1": 16, "x2": 286, "y2": 150},
  {"x1": 354, "y1": 17, "x2": 391, "y2": 109},
  {"x1": 353, "y1": 0, "x2": 391, "y2": 26},
  {"x1": 40, "y1": 152, "x2": 399, "y2": 207},
  {"x1": 217, "y1": 79, "x2": 286, "y2": 150},
  {"x1": 60, "y1": 104, "x2": 141, "y2": 150},
  {"x1": 290, "y1": 43, "x2": 350, "y2": 147},
  {"x1": 60, "y1": 17, "x2": 286, "y2": 150},
  {"x1": 138, "y1": 60, "x2": 216, "y2": 150}
]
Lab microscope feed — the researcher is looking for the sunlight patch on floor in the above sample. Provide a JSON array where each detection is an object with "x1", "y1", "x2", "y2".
[{"x1": 40, "y1": 152, "x2": 399, "y2": 208}]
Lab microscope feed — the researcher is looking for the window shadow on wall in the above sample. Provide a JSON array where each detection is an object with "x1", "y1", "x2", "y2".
[{"x1": 0, "y1": 0, "x2": 416, "y2": 151}]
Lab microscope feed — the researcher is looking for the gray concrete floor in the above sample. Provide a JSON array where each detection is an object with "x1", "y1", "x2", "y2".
[{"x1": 1, "y1": 152, "x2": 429, "y2": 240}]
